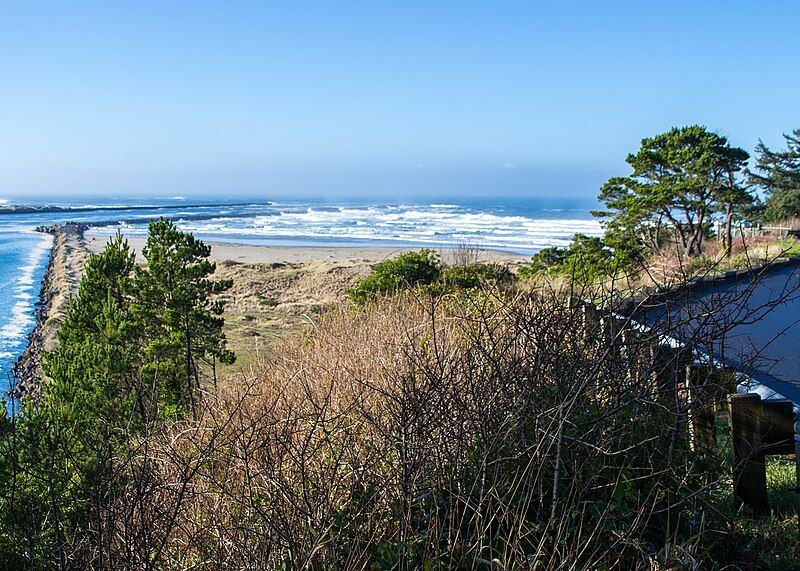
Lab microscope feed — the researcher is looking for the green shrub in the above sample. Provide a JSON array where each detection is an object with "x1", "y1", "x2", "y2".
[
  {"x1": 518, "y1": 245, "x2": 567, "y2": 277},
  {"x1": 347, "y1": 250, "x2": 520, "y2": 305},
  {"x1": 439, "y1": 263, "x2": 515, "y2": 289},
  {"x1": 778, "y1": 237, "x2": 800, "y2": 257},
  {"x1": 519, "y1": 234, "x2": 625, "y2": 284},
  {"x1": 346, "y1": 249, "x2": 440, "y2": 305},
  {"x1": 686, "y1": 255, "x2": 716, "y2": 274}
]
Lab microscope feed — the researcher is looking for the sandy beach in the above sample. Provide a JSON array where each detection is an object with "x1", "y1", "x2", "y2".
[{"x1": 84, "y1": 234, "x2": 527, "y2": 265}]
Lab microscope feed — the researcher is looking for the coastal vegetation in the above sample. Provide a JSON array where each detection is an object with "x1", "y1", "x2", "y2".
[
  {"x1": 518, "y1": 234, "x2": 626, "y2": 285},
  {"x1": 593, "y1": 125, "x2": 752, "y2": 259},
  {"x1": 0, "y1": 220, "x2": 234, "y2": 566},
  {"x1": 533, "y1": 125, "x2": 800, "y2": 284},
  {"x1": 345, "y1": 249, "x2": 515, "y2": 305},
  {"x1": 750, "y1": 127, "x2": 800, "y2": 224},
  {"x1": 1, "y1": 125, "x2": 799, "y2": 568}
]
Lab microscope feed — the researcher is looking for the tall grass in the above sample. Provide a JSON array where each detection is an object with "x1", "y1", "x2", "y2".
[
  {"x1": 5, "y1": 275, "x2": 797, "y2": 568},
  {"x1": 99, "y1": 287, "x2": 734, "y2": 569}
]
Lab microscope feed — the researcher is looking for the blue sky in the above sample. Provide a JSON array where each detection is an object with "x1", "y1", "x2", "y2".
[{"x1": 1, "y1": 1, "x2": 799, "y2": 199}]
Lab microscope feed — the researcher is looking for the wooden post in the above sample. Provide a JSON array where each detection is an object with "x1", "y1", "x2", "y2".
[
  {"x1": 796, "y1": 437, "x2": 800, "y2": 493},
  {"x1": 620, "y1": 328, "x2": 633, "y2": 381},
  {"x1": 600, "y1": 314, "x2": 619, "y2": 361},
  {"x1": 759, "y1": 400, "x2": 795, "y2": 455},
  {"x1": 795, "y1": 406, "x2": 800, "y2": 492},
  {"x1": 686, "y1": 364, "x2": 716, "y2": 450},
  {"x1": 652, "y1": 345, "x2": 688, "y2": 395},
  {"x1": 712, "y1": 367, "x2": 737, "y2": 401},
  {"x1": 580, "y1": 302, "x2": 599, "y2": 341},
  {"x1": 729, "y1": 394, "x2": 769, "y2": 513},
  {"x1": 758, "y1": 400, "x2": 799, "y2": 493}
]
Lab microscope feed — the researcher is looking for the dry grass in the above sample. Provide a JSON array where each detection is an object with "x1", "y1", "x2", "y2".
[
  {"x1": 626, "y1": 235, "x2": 800, "y2": 293},
  {"x1": 101, "y1": 288, "x2": 729, "y2": 569}
]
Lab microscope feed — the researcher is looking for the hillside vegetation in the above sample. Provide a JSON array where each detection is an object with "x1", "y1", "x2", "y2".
[{"x1": 2, "y1": 124, "x2": 800, "y2": 569}]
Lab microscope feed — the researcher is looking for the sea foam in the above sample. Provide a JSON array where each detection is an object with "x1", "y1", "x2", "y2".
[
  {"x1": 106, "y1": 203, "x2": 602, "y2": 254},
  {"x1": 0, "y1": 233, "x2": 53, "y2": 354}
]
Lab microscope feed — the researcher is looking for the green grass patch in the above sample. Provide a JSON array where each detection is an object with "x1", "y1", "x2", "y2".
[{"x1": 778, "y1": 237, "x2": 800, "y2": 257}]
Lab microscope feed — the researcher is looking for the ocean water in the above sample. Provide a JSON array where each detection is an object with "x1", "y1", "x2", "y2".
[
  {"x1": 0, "y1": 195, "x2": 602, "y2": 398},
  {"x1": 110, "y1": 200, "x2": 601, "y2": 252},
  {"x1": 0, "y1": 228, "x2": 53, "y2": 403}
]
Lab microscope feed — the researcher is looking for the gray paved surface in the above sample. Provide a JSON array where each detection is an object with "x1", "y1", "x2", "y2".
[{"x1": 633, "y1": 261, "x2": 800, "y2": 403}]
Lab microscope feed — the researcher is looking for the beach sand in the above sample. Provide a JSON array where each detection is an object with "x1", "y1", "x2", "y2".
[{"x1": 84, "y1": 234, "x2": 527, "y2": 265}]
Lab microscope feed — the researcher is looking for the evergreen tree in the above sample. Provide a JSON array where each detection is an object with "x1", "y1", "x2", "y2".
[
  {"x1": 133, "y1": 219, "x2": 235, "y2": 415},
  {"x1": 594, "y1": 126, "x2": 751, "y2": 257},
  {"x1": 0, "y1": 223, "x2": 236, "y2": 564},
  {"x1": 749, "y1": 128, "x2": 800, "y2": 223},
  {"x1": 0, "y1": 235, "x2": 140, "y2": 566},
  {"x1": 55, "y1": 232, "x2": 137, "y2": 363}
]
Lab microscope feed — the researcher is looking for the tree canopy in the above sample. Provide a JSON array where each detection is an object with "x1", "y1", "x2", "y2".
[
  {"x1": 135, "y1": 219, "x2": 235, "y2": 414},
  {"x1": 749, "y1": 128, "x2": 800, "y2": 223},
  {"x1": 519, "y1": 233, "x2": 626, "y2": 285},
  {"x1": 594, "y1": 125, "x2": 751, "y2": 257},
  {"x1": 0, "y1": 221, "x2": 234, "y2": 564}
]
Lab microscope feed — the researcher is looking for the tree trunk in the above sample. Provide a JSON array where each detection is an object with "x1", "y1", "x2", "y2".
[
  {"x1": 724, "y1": 201, "x2": 734, "y2": 258},
  {"x1": 663, "y1": 211, "x2": 689, "y2": 255},
  {"x1": 687, "y1": 211, "x2": 706, "y2": 257}
]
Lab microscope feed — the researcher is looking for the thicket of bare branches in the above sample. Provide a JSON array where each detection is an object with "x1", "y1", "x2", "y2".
[
  {"x1": 6, "y1": 254, "x2": 799, "y2": 569},
  {"x1": 78, "y1": 285, "x2": 739, "y2": 570}
]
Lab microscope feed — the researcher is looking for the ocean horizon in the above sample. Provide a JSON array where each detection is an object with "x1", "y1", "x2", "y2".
[{"x1": 0, "y1": 194, "x2": 603, "y2": 398}]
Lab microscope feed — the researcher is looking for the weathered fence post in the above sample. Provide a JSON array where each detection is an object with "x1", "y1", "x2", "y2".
[
  {"x1": 793, "y1": 410, "x2": 799, "y2": 494},
  {"x1": 686, "y1": 364, "x2": 717, "y2": 450},
  {"x1": 656, "y1": 346, "x2": 690, "y2": 416},
  {"x1": 729, "y1": 393, "x2": 769, "y2": 513},
  {"x1": 795, "y1": 406, "x2": 800, "y2": 492},
  {"x1": 714, "y1": 367, "x2": 737, "y2": 397},
  {"x1": 580, "y1": 301, "x2": 598, "y2": 333},
  {"x1": 758, "y1": 399, "x2": 798, "y2": 494},
  {"x1": 759, "y1": 400, "x2": 795, "y2": 453},
  {"x1": 599, "y1": 313, "x2": 620, "y2": 363},
  {"x1": 619, "y1": 327, "x2": 634, "y2": 382}
]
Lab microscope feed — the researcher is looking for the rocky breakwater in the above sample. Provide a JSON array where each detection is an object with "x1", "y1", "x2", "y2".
[{"x1": 13, "y1": 223, "x2": 89, "y2": 400}]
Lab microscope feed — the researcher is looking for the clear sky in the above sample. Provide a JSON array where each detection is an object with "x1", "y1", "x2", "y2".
[{"x1": 2, "y1": 1, "x2": 799, "y2": 200}]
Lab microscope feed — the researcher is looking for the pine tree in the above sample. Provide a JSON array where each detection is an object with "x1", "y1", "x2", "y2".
[
  {"x1": 133, "y1": 219, "x2": 235, "y2": 415},
  {"x1": 57, "y1": 231, "x2": 136, "y2": 345},
  {"x1": 749, "y1": 128, "x2": 800, "y2": 224},
  {"x1": 0, "y1": 222, "x2": 236, "y2": 564},
  {"x1": 594, "y1": 126, "x2": 751, "y2": 257},
  {"x1": 0, "y1": 235, "x2": 141, "y2": 565}
]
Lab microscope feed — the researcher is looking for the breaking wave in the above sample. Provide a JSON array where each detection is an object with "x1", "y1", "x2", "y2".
[{"x1": 100, "y1": 202, "x2": 602, "y2": 254}]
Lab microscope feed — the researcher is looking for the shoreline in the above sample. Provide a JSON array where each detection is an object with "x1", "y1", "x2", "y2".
[{"x1": 13, "y1": 224, "x2": 89, "y2": 400}]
